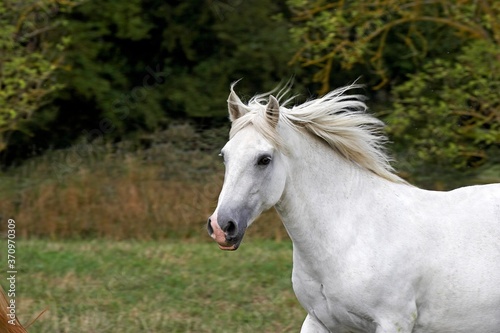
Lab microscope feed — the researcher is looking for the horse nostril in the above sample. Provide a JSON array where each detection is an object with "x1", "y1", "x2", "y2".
[
  {"x1": 207, "y1": 218, "x2": 214, "y2": 235},
  {"x1": 224, "y1": 220, "x2": 237, "y2": 237}
]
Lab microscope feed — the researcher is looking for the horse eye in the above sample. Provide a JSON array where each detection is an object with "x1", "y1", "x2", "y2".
[{"x1": 258, "y1": 156, "x2": 272, "y2": 166}]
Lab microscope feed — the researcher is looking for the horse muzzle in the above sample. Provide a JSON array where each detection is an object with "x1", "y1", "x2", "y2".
[{"x1": 207, "y1": 212, "x2": 247, "y2": 251}]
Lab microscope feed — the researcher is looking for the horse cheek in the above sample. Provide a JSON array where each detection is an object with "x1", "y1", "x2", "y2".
[{"x1": 265, "y1": 167, "x2": 287, "y2": 208}]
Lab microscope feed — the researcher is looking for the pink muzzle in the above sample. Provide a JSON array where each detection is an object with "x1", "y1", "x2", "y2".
[{"x1": 208, "y1": 212, "x2": 238, "y2": 251}]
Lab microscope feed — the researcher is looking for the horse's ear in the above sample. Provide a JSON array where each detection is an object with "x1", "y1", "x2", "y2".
[
  {"x1": 228, "y1": 90, "x2": 245, "y2": 122},
  {"x1": 266, "y1": 95, "x2": 279, "y2": 128}
]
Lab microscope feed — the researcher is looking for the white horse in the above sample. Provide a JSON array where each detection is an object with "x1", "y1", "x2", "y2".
[{"x1": 207, "y1": 83, "x2": 500, "y2": 333}]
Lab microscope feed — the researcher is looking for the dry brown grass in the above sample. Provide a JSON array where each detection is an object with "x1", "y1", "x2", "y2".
[{"x1": 0, "y1": 124, "x2": 287, "y2": 240}]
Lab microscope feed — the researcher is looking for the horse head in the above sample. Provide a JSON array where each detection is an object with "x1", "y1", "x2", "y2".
[{"x1": 207, "y1": 87, "x2": 288, "y2": 250}]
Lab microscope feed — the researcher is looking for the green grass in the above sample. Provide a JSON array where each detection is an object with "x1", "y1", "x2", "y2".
[{"x1": 2, "y1": 239, "x2": 304, "y2": 333}]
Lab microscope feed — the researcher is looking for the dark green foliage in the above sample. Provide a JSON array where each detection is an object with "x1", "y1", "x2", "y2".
[
  {"x1": 287, "y1": 0, "x2": 500, "y2": 187},
  {"x1": 388, "y1": 40, "x2": 500, "y2": 187},
  {"x1": 287, "y1": 1, "x2": 494, "y2": 91},
  {"x1": 2, "y1": 0, "x2": 303, "y2": 163},
  {"x1": 157, "y1": 0, "x2": 305, "y2": 118},
  {"x1": 1, "y1": 0, "x2": 499, "y2": 188},
  {"x1": 51, "y1": 0, "x2": 167, "y2": 137},
  {"x1": 0, "y1": 0, "x2": 74, "y2": 153}
]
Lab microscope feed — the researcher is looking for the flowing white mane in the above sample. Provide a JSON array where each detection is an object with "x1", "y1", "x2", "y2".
[{"x1": 229, "y1": 83, "x2": 406, "y2": 184}]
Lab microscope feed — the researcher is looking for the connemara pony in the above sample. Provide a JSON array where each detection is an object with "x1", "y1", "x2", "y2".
[{"x1": 207, "y1": 83, "x2": 500, "y2": 333}]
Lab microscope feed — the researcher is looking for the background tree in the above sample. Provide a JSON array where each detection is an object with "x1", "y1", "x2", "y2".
[
  {"x1": 0, "y1": 0, "x2": 77, "y2": 154},
  {"x1": 164, "y1": 0, "x2": 305, "y2": 118},
  {"x1": 1, "y1": 0, "x2": 498, "y2": 188},
  {"x1": 288, "y1": 0, "x2": 500, "y2": 187},
  {"x1": 388, "y1": 39, "x2": 500, "y2": 187},
  {"x1": 2, "y1": 0, "x2": 307, "y2": 163},
  {"x1": 287, "y1": 0, "x2": 497, "y2": 93}
]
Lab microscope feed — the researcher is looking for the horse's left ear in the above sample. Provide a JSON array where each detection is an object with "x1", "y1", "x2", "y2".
[{"x1": 266, "y1": 95, "x2": 279, "y2": 128}]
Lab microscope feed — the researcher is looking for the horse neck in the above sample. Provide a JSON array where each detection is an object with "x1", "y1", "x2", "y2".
[{"x1": 275, "y1": 128, "x2": 389, "y2": 254}]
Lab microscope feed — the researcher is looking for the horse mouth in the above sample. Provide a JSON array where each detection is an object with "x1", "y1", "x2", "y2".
[
  {"x1": 211, "y1": 234, "x2": 241, "y2": 251},
  {"x1": 218, "y1": 243, "x2": 238, "y2": 251}
]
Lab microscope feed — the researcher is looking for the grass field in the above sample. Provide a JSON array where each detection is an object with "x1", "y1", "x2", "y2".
[
  {"x1": 0, "y1": 125, "x2": 302, "y2": 332},
  {"x1": 2, "y1": 239, "x2": 305, "y2": 333}
]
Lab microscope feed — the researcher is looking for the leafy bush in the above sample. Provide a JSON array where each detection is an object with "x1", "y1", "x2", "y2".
[
  {"x1": 0, "y1": 0, "x2": 76, "y2": 151},
  {"x1": 388, "y1": 40, "x2": 500, "y2": 187}
]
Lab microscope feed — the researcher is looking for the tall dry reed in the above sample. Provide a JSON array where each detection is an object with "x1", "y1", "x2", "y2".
[{"x1": 0, "y1": 124, "x2": 286, "y2": 240}]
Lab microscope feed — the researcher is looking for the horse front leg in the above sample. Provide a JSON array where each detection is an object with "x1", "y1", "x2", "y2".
[{"x1": 300, "y1": 314, "x2": 331, "y2": 333}]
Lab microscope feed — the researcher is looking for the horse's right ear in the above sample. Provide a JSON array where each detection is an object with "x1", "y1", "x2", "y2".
[{"x1": 228, "y1": 89, "x2": 245, "y2": 122}]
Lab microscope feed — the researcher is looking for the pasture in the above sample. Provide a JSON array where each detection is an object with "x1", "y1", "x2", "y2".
[
  {"x1": 0, "y1": 125, "x2": 301, "y2": 331},
  {"x1": 1, "y1": 239, "x2": 303, "y2": 333}
]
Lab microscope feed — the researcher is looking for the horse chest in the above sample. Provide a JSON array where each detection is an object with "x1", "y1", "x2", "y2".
[{"x1": 292, "y1": 268, "x2": 378, "y2": 332}]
